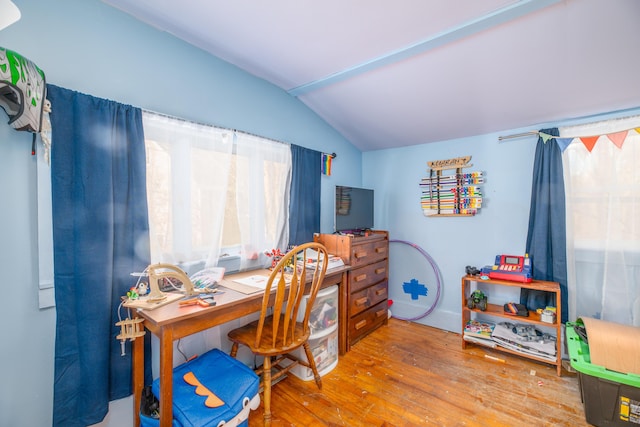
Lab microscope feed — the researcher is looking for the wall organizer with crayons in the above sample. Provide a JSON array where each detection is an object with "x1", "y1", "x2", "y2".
[{"x1": 420, "y1": 156, "x2": 484, "y2": 217}]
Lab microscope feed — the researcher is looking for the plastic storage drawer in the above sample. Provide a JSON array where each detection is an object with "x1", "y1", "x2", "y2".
[
  {"x1": 299, "y1": 285, "x2": 338, "y2": 335},
  {"x1": 289, "y1": 323, "x2": 339, "y2": 381}
]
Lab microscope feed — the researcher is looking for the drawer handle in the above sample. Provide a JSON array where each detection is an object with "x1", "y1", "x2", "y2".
[
  {"x1": 374, "y1": 268, "x2": 386, "y2": 274},
  {"x1": 375, "y1": 309, "x2": 386, "y2": 318},
  {"x1": 355, "y1": 319, "x2": 368, "y2": 330},
  {"x1": 375, "y1": 247, "x2": 387, "y2": 254},
  {"x1": 354, "y1": 251, "x2": 367, "y2": 259},
  {"x1": 355, "y1": 297, "x2": 368, "y2": 307},
  {"x1": 375, "y1": 288, "x2": 386, "y2": 296},
  {"x1": 354, "y1": 274, "x2": 367, "y2": 282}
]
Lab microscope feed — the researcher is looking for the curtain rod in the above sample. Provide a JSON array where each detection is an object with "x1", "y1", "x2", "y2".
[
  {"x1": 498, "y1": 108, "x2": 640, "y2": 142},
  {"x1": 142, "y1": 108, "x2": 290, "y2": 147},
  {"x1": 498, "y1": 131, "x2": 539, "y2": 141}
]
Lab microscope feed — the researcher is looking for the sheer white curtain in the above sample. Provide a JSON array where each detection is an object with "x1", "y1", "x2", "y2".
[
  {"x1": 234, "y1": 132, "x2": 291, "y2": 271},
  {"x1": 560, "y1": 115, "x2": 640, "y2": 326},
  {"x1": 143, "y1": 111, "x2": 233, "y2": 266},
  {"x1": 142, "y1": 111, "x2": 291, "y2": 271}
]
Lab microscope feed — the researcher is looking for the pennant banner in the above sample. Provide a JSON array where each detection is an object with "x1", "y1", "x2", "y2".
[
  {"x1": 555, "y1": 138, "x2": 573, "y2": 152},
  {"x1": 607, "y1": 130, "x2": 627, "y2": 149},
  {"x1": 550, "y1": 126, "x2": 640, "y2": 153},
  {"x1": 539, "y1": 132, "x2": 555, "y2": 144},
  {"x1": 581, "y1": 136, "x2": 600, "y2": 152}
]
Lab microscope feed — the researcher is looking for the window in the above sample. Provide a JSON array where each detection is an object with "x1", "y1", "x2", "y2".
[
  {"x1": 561, "y1": 116, "x2": 640, "y2": 325},
  {"x1": 564, "y1": 135, "x2": 639, "y2": 249},
  {"x1": 143, "y1": 112, "x2": 291, "y2": 271}
]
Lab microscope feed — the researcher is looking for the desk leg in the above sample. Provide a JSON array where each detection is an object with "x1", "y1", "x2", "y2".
[
  {"x1": 132, "y1": 323, "x2": 144, "y2": 427},
  {"x1": 159, "y1": 327, "x2": 174, "y2": 427}
]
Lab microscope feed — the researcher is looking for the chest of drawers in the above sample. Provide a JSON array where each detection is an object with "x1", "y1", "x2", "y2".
[{"x1": 314, "y1": 231, "x2": 389, "y2": 351}]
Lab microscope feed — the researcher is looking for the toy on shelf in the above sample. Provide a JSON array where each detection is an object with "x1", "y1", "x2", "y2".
[
  {"x1": 481, "y1": 254, "x2": 533, "y2": 283},
  {"x1": 467, "y1": 290, "x2": 488, "y2": 311}
]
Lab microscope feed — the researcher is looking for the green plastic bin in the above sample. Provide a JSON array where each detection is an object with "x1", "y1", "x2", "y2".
[{"x1": 567, "y1": 320, "x2": 640, "y2": 426}]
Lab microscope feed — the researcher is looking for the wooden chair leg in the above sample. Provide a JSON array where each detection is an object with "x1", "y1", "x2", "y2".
[
  {"x1": 262, "y1": 356, "x2": 272, "y2": 426},
  {"x1": 230, "y1": 342, "x2": 239, "y2": 358},
  {"x1": 302, "y1": 342, "x2": 322, "y2": 390}
]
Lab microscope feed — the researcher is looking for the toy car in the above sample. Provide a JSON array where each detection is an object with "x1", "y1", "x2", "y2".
[{"x1": 467, "y1": 290, "x2": 488, "y2": 311}]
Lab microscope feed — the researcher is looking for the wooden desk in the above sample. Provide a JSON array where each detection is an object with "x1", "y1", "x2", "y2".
[{"x1": 131, "y1": 267, "x2": 348, "y2": 427}]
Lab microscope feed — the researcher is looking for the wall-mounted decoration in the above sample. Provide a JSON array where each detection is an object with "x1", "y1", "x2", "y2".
[
  {"x1": 0, "y1": 45, "x2": 52, "y2": 158},
  {"x1": 420, "y1": 155, "x2": 484, "y2": 217},
  {"x1": 321, "y1": 152, "x2": 336, "y2": 176},
  {"x1": 0, "y1": 46, "x2": 47, "y2": 133}
]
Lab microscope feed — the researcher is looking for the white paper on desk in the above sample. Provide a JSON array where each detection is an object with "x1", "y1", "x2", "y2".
[
  {"x1": 233, "y1": 275, "x2": 270, "y2": 289},
  {"x1": 296, "y1": 250, "x2": 344, "y2": 270}
]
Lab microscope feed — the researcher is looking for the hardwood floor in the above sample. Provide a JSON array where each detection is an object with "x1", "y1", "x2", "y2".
[{"x1": 247, "y1": 318, "x2": 589, "y2": 426}]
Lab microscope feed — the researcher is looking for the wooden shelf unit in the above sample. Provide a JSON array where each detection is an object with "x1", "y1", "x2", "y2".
[{"x1": 461, "y1": 275, "x2": 563, "y2": 376}]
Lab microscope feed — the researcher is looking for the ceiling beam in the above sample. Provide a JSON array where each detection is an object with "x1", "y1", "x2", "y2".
[{"x1": 288, "y1": 0, "x2": 562, "y2": 97}]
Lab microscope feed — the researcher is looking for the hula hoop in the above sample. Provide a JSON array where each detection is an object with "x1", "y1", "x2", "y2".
[{"x1": 389, "y1": 239, "x2": 442, "y2": 321}]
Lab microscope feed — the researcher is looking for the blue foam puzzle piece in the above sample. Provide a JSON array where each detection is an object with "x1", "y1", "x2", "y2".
[{"x1": 403, "y1": 278, "x2": 428, "y2": 300}]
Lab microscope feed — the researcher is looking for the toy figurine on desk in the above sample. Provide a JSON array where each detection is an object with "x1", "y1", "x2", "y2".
[
  {"x1": 124, "y1": 263, "x2": 222, "y2": 311},
  {"x1": 265, "y1": 248, "x2": 285, "y2": 269}
]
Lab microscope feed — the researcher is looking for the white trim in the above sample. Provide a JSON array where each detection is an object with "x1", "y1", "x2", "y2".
[{"x1": 36, "y1": 139, "x2": 55, "y2": 309}]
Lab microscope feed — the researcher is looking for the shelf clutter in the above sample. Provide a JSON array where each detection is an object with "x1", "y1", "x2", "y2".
[
  {"x1": 461, "y1": 275, "x2": 563, "y2": 376},
  {"x1": 464, "y1": 319, "x2": 557, "y2": 363},
  {"x1": 420, "y1": 155, "x2": 484, "y2": 216}
]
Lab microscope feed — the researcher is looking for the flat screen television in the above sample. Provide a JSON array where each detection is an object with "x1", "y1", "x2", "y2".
[{"x1": 335, "y1": 185, "x2": 374, "y2": 234}]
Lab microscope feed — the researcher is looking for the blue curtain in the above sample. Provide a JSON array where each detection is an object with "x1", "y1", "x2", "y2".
[
  {"x1": 47, "y1": 85, "x2": 151, "y2": 427},
  {"x1": 522, "y1": 128, "x2": 569, "y2": 323},
  {"x1": 289, "y1": 144, "x2": 321, "y2": 246}
]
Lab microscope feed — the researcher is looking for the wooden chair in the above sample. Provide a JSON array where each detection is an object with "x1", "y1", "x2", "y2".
[{"x1": 227, "y1": 242, "x2": 329, "y2": 426}]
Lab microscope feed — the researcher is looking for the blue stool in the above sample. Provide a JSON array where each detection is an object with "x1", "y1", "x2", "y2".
[{"x1": 142, "y1": 348, "x2": 260, "y2": 427}]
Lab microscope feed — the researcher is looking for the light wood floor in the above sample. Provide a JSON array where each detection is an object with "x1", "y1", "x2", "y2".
[{"x1": 247, "y1": 318, "x2": 589, "y2": 426}]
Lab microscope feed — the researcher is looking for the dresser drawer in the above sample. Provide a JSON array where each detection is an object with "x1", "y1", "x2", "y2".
[
  {"x1": 349, "y1": 300, "x2": 388, "y2": 344},
  {"x1": 349, "y1": 259, "x2": 387, "y2": 293},
  {"x1": 349, "y1": 240, "x2": 388, "y2": 268},
  {"x1": 349, "y1": 280, "x2": 388, "y2": 317}
]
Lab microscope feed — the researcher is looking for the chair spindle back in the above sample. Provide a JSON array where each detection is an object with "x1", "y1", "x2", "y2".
[{"x1": 254, "y1": 242, "x2": 329, "y2": 348}]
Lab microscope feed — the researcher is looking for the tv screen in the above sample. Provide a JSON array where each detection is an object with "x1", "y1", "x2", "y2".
[{"x1": 335, "y1": 186, "x2": 374, "y2": 233}]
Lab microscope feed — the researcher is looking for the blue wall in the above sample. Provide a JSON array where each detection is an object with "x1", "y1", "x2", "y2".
[
  {"x1": 366, "y1": 107, "x2": 640, "y2": 332},
  {"x1": 365, "y1": 130, "x2": 538, "y2": 331},
  {"x1": 0, "y1": 1, "x2": 360, "y2": 426}
]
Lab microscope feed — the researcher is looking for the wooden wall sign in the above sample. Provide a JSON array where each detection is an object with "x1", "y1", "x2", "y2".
[{"x1": 427, "y1": 156, "x2": 472, "y2": 170}]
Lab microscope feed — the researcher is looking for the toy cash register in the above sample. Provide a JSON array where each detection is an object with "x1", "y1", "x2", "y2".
[{"x1": 481, "y1": 254, "x2": 533, "y2": 283}]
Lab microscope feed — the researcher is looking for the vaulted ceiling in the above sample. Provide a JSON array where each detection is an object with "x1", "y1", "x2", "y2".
[{"x1": 103, "y1": 0, "x2": 640, "y2": 151}]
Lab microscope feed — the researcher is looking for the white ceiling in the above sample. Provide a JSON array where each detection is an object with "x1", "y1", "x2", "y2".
[{"x1": 103, "y1": 0, "x2": 640, "y2": 151}]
